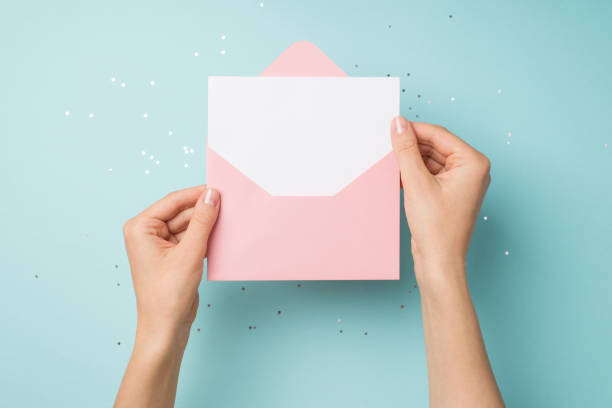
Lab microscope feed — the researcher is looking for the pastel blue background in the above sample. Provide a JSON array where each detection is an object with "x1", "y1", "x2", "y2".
[{"x1": 2, "y1": 0, "x2": 611, "y2": 406}]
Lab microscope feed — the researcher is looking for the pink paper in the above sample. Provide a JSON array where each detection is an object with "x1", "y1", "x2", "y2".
[{"x1": 206, "y1": 41, "x2": 399, "y2": 280}]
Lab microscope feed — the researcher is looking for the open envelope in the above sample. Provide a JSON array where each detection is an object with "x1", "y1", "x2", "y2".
[{"x1": 206, "y1": 41, "x2": 400, "y2": 280}]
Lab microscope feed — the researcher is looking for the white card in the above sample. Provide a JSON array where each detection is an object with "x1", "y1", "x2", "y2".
[{"x1": 208, "y1": 76, "x2": 399, "y2": 196}]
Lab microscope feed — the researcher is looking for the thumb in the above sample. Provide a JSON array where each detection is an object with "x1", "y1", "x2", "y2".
[
  {"x1": 390, "y1": 116, "x2": 431, "y2": 193},
  {"x1": 178, "y1": 186, "x2": 220, "y2": 262}
]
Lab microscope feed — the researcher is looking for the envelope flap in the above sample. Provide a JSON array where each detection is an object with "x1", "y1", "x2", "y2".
[{"x1": 260, "y1": 41, "x2": 347, "y2": 77}]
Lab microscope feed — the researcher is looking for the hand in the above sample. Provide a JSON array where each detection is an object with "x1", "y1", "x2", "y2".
[
  {"x1": 116, "y1": 185, "x2": 220, "y2": 408},
  {"x1": 391, "y1": 118, "x2": 503, "y2": 407},
  {"x1": 391, "y1": 116, "x2": 491, "y2": 287},
  {"x1": 123, "y1": 185, "x2": 220, "y2": 349}
]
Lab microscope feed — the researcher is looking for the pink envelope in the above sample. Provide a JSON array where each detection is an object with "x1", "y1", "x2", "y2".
[{"x1": 206, "y1": 41, "x2": 399, "y2": 281}]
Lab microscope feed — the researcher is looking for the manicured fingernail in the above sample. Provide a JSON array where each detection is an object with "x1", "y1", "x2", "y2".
[
  {"x1": 394, "y1": 116, "x2": 407, "y2": 134},
  {"x1": 203, "y1": 187, "x2": 219, "y2": 207}
]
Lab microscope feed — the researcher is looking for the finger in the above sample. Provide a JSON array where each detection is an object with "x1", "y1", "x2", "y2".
[
  {"x1": 167, "y1": 207, "x2": 194, "y2": 234},
  {"x1": 419, "y1": 143, "x2": 447, "y2": 174},
  {"x1": 141, "y1": 185, "x2": 206, "y2": 222},
  {"x1": 418, "y1": 143, "x2": 446, "y2": 167},
  {"x1": 174, "y1": 230, "x2": 187, "y2": 243},
  {"x1": 391, "y1": 116, "x2": 432, "y2": 192},
  {"x1": 411, "y1": 122, "x2": 478, "y2": 157},
  {"x1": 423, "y1": 157, "x2": 444, "y2": 174},
  {"x1": 124, "y1": 216, "x2": 172, "y2": 241},
  {"x1": 177, "y1": 187, "x2": 220, "y2": 262}
]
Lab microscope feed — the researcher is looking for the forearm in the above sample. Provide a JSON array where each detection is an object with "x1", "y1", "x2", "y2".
[
  {"x1": 417, "y1": 259, "x2": 504, "y2": 408},
  {"x1": 114, "y1": 328, "x2": 186, "y2": 408}
]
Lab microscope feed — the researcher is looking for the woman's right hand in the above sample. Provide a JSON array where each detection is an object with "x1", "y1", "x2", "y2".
[{"x1": 390, "y1": 116, "x2": 491, "y2": 288}]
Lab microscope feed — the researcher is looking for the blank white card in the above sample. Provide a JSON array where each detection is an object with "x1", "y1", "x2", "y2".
[{"x1": 208, "y1": 76, "x2": 399, "y2": 196}]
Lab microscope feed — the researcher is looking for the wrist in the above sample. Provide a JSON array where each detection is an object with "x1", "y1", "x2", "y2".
[
  {"x1": 134, "y1": 321, "x2": 188, "y2": 359},
  {"x1": 413, "y1": 255, "x2": 468, "y2": 298}
]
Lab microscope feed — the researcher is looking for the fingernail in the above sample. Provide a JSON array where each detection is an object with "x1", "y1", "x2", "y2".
[
  {"x1": 394, "y1": 116, "x2": 407, "y2": 134},
  {"x1": 203, "y1": 187, "x2": 219, "y2": 207}
]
